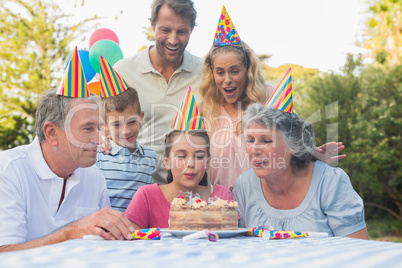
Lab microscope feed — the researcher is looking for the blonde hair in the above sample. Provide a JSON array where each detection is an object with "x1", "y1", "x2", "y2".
[{"x1": 200, "y1": 42, "x2": 265, "y2": 133}]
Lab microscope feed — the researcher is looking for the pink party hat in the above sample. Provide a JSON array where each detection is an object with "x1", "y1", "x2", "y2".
[
  {"x1": 172, "y1": 87, "x2": 205, "y2": 131},
  {"x1": 213, "y1": 5, "x2": 241, "y2": 46},
  {"x1": 265, "y1": 68, "x2": 293, "y2": 113},
  {"x1": 99, "y1": 56, "x2": 129, "y2": 98},
  {"x1": 57, "y1": 46, "x2": 89, "y2": 98}
]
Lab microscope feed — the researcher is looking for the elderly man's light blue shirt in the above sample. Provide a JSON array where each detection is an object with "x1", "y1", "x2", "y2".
[
  {"x1": 96, "y1": 140, "x2": 156, "y2": 212},
  {"x1": 233, "y1": 161, "x2": 366, "y2": 237}
]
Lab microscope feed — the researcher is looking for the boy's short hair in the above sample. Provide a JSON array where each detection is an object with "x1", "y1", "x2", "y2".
[{"x1": 102, "y1": 87, "x2": 141, "y2": 121}]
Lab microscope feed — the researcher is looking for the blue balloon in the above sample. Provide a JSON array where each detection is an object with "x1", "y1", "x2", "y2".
[{"x1": 65, "y1": 49, "x2": 96, "y2": 82}]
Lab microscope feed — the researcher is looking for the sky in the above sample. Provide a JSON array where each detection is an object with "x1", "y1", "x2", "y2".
[{"x1": 64, "y1": 0, "x2": 371, "y2": 73}]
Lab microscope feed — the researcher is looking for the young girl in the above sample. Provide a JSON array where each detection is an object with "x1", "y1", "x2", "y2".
[{"x1": 124, "y1": 130, "x2": 233, "y2": 230}]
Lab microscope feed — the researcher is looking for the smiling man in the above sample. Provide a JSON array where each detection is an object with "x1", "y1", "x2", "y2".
[
  {"x1": 113, "y1": 0, "x2": 203, "y2": 185},
  {"x1": 0, "y1": 89, "x2": 134, "y2": 252}
]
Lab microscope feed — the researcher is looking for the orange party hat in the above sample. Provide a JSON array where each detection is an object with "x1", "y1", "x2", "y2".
[
  {"x1": 99, "y1": 56, "x2": 129, "y2": 98},
  {"x1": 172, "y1": 87, "x2": 205, "y2": 130},
  {"x1": 265, "y1": 68, "x2": 293, "y2": 113},
  {"x1": 213, "y1": 5, "x2": 241, "y2": 46},
  {"x1": 57, "y1": 46, "x2": 90, "y2": 98}
]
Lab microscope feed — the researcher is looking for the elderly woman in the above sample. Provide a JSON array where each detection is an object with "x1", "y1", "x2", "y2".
[
  {"x1": 200, "y1": 41, "x2": 345, "y2": 191},
  {"x1": 233, "y1": 103, "x2": 369, "y2": 239}
]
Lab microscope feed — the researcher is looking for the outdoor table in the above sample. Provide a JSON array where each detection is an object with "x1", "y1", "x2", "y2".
[{"x1": 1, "y1": 234, "x2": 401, "y2": 267}]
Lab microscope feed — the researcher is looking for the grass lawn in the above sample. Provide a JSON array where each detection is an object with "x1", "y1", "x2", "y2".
[
  {"x1": 366, "y1": 219, "x2": 402, "y2": 243},
  {"x1": 374, "y1": 236, "x2": 402, "y2": 243}
]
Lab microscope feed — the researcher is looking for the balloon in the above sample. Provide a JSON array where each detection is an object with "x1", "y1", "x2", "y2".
[
  {"x1": 88, "y1": 81, "x2": 101, "y2": 96},
  {"x1": 89, "y1": 40, "x2": 123, "y2": 73},
  {"x1": 65, "y1": 49, "x2": 96, "y2": 81},
  {"x1": 89, "y1": 28, "x2": 119, "y2": 48}
]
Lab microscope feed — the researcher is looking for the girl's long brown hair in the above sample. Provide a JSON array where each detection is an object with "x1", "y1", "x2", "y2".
[{"x1": 164, "y1": 130, "x2": 210, "y2": 186}]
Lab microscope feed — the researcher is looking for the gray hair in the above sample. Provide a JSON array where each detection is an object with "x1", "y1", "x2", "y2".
[
  {"x1": 35, "y1": 89, "x2": 101, "y2": 142},
  {"x1": 242, "y1": 102, "x2": 315, "y2": 168}
]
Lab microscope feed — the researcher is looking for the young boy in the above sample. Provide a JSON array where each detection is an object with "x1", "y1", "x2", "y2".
[{"x1": 97, "y1": 87, "x2": 157, "y2": 212}]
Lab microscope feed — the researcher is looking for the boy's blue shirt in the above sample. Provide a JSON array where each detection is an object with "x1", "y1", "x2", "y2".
[{"x1": 96, "y1": 139, "x2": 157, "y2": 212}]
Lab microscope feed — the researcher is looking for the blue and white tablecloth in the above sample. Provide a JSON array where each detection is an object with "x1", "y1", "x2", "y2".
[{"x1": 1, "y1": 234, "x2": 401, "y2": 268}]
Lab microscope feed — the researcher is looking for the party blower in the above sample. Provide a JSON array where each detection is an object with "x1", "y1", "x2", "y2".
[
  {"x1": 182, "y1": 230, "x2": 219, "y2": 242},
  {"x1": 83, "y1": 228, "x2": 161, "y2": 240},
  {"x1": 262, "y1": 230, "x2": 328, "y2": 240}
]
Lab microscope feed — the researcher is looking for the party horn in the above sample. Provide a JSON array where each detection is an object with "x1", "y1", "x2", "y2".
[
  {"x1": 247, "y1": 225, "x2": 266, "y2": 237},
  {"x1": 83, "y1": 235, "x2": 105, "y2": 240},
  {"x1": 182, "y1": 229, "x2": 219, "y2": 242},
  {"x1": 262, "y1": 230, "x2": 328, "y2": 240},
  {"x1": 132, "y1": 228, "x2": 161, "y2": 240}
]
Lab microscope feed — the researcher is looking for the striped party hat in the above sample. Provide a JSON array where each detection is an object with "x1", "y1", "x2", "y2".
[
  {"x1": 57, "y1": 46, "x2": 89, "y2": 98},
  {"x1": 265, "y1": 67, "x2": 293, "y2": 113},
  {"x1": 213, "y1": 5, "x2": 241, "y2": 46},
  {"x1": 172, "y1": 87, "x2": 205, "y2": 131},
  {"x1": 99, "y1": 56, "x2": 129, "y2": 98}
]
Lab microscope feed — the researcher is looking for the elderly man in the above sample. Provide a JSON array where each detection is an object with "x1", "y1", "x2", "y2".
[
  {"x1": 113, "y1": 0, "x2": 203, "y2": 184},
  {"x1": 0, "y1": 89, "x2": 134, "y2": 252}
]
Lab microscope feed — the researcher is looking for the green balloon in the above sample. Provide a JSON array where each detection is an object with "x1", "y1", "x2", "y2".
[{"x1": 89, "y1": 40, "x2": 123, "y2": 73}]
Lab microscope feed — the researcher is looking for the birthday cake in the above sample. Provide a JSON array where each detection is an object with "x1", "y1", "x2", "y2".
[{"x1": 168, "y1": 195, "x2": 238, "y2": 231}]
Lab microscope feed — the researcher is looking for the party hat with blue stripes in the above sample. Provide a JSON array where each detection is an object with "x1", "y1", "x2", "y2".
[
  {"x1": 265, "y1": 67, "x2": 293, "y2": 113},
  {"x1": 99, "y1": 56, "x2": 129, "y2": 98},
  {"x1": 172, "y1": 87, "x2": 205, "y2": 130},
  {"x1": 57, "y1": 46, "x2": 89, "y2": 98}
]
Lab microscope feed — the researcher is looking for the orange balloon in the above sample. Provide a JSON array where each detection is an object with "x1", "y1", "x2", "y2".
[{"x1": 88, "y1": 81, "x2": 101, "y2": 96}]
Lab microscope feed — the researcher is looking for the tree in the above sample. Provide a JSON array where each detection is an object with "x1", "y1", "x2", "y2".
[
  {"x1": 0, "y1": 0, "x2": 97, "y2": 149},
  {"x1": 360, "y1": 0, "x2": 402, "y2": 66},
  {"x1": 263, "y1": 64, "x2": 320, "y2": 84},
  {"x1": 351, "y1": 64, "x2": 402, "y2": 220},
  {"x1": 297, "y1": 56, "x2": 362, "y2": 165},
  {"x1": 298, "y1": 53, "x2": 402, "y2": 221},
  {"x1": 138, "y1": 26, "x2": 155, "y2": 52}
]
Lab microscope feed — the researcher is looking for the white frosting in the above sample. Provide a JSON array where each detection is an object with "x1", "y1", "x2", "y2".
[
  {"x1": 227, "y1": 200, "x2": 239, "y2": 208},
  {"x1": 192, "y1": 200, "x2": 208, "y2": 209},
  {"x1": 213, "y1": 199, "x2": 227, "y2": 208},
  {"x1": 171, "y1": 195, "x2": 238, "y2": 208},
  {"x1": 171, "y1": 197, "x2": 187, "y2": 206}
]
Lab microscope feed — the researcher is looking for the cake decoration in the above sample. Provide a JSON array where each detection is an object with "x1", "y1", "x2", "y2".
[
  {"x1": 192, "y1": 198, "x2": 207, "y2": 209},
  {"x1": 213, "y1": 199, "x2": 227, "y2": 208},
  {"x1": 227, "y1": 200, "x2": 238, "y2": 207},
  {"x1": 171, "y1": 197, "x2": 187, "y2": 206},
  {"x1": 57, "y1": 46, "x2": 89, "y2": 98},
  {"x1": 265, "y1": 67, "x2": 293, "y2": 113},
  {"x1": 171, "y1": 192, "x2": 238, "y2": 208}
]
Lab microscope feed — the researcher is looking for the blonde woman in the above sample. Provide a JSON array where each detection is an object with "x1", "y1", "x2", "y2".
[{"x1": 200, "y1": 42, "x2": 345, "y2": 190}]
